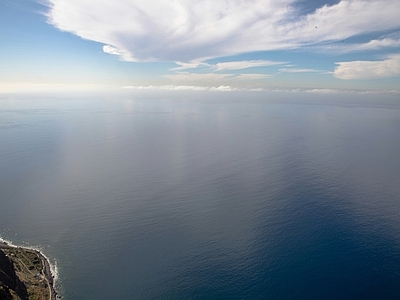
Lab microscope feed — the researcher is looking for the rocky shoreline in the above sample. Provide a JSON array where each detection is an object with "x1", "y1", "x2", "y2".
[{"x1": 0, "y1": 240, "x2": 58, "y2": 300}]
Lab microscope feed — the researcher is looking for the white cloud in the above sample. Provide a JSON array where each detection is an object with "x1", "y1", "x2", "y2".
[
  {"x1": 102, "y1": 45, "x2": 123, "y2": 56},
  {"x1": 164, "y1": 73, "x2": 233, "y2": 82},
  {"x1": 209, "y1": 86, "x2": 237, "y2": 92},
  {"x1": 305, "y1": 88, "x2": 340, "y2": 94},
  {"x1": 46, "y1": 0, "x2": 400, "y2": 62},
  {"x1": 102, "y1": 45, "x2": 137, "y2": 61},
  {"x1": 354, "y1": 38, "x2": 400, "y2": 51},
  {"x1": 170, "y1": 60, "x2": 285, "y2": 72},
  {"x1": 234, "y1": 74, "x2": 273, "y2": 80},
  {"x1": 334, "y1": 54, "x2": 400, "y2": 79},
  {"x1": 213, "y1": 60, "x2": 286, "y2": 71},
  {"x1": 170, "y1": 62, "x2": 210, "y2": 71},
  {"x1": 317, "y1": 37, "x2": 400, "y2": 53},
  {"x1": 164, "y1": 72, "x2": 272, "y2": 83},
  {"x1": 279, "y1": 68, "x2": 322, "y2": 73}
]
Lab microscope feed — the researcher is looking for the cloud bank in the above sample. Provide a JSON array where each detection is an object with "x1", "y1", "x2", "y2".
[
  {"x1": 119, "y1": 85, "x2": 400, "y2": 95},
  {"x1": 46, "y1": 0, "x2": 400, "y2": 62},
  {"x1": 334, "y1": 54, "x2": 400, "y2": 79}
]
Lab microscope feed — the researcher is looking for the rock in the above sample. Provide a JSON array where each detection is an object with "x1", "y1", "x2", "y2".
[{"x1": 0, "y1": 249, "x2": 28, "y2": 300}]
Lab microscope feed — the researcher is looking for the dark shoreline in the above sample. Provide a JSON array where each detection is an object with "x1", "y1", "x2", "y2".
[{"x1": 0, "y1": 240, "x2": 58, "y2": 300}]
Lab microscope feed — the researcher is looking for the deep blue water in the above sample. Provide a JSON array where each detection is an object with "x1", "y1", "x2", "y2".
[{"x1": 1, "y1": 92, "x2": 400, "y2": 299}]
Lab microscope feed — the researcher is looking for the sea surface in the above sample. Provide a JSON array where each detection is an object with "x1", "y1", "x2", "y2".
[{"x1": 1, "y1": 92, "x2": 400, "y2": 299}]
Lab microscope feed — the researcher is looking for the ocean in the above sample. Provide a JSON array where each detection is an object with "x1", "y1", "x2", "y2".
[{"x1": 1, "y1": 91, "x2": 400, "y2": 299}]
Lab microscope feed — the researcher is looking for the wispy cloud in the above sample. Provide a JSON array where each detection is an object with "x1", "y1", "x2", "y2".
[
  {"x1": 234, "y1": 74, "x2": 273, "y2": 80},
  {"x1": 164, "y1": 72, "x2": 272, "y2": 83},
  {"x1": 334, "y1": 54, "x2": 400, "y2": 79},
  {"x1": 316, "y1": 37, "x2": 400, "y2": 54},
  {"x1": 164, "y1": 73, "x2": 233, "y2": 82},
  {"x1": 46, "y1": 0, "x2": 400, "y2": 62},
  {"x1": 358, "y1": 38, "x2": 400, "y2": 51},
  {"x1": 278, "y1": 68, "x2": 323, "y2": 73},
  {"x1": 170, "y1": 60, "x2": 285, "y2": 73},
  {"x1": 213, "y1": 60, "x2": 286, "y2": 71}
]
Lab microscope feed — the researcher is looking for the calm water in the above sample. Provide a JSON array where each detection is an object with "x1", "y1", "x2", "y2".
[{"x1": 1, "y1": 92, "x2": 400, "y2": 299}]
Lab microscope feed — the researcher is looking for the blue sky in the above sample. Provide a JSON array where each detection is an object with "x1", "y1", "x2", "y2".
[{"x1": 1, "y1": 0, "x2": 400, "y2": 94}]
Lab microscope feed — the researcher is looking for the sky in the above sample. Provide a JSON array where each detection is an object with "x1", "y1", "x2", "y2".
[{"x1": 1, "y1": 0, "x2": 400, "y2": 94}]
